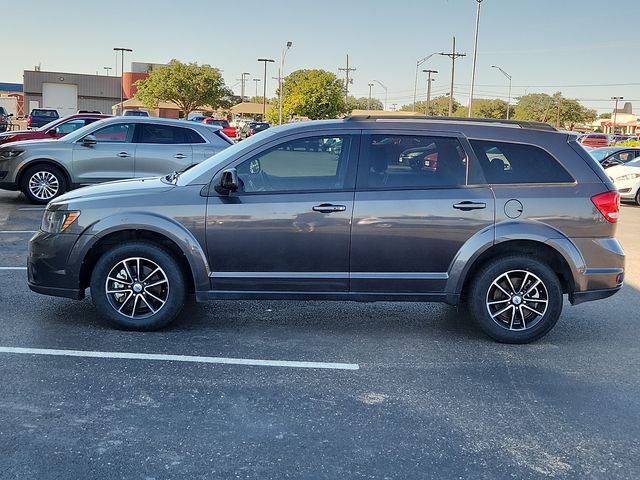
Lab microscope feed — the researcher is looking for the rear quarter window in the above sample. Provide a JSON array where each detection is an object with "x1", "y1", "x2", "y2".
[{"x1": 470, "y1": 140, "x2": 574, "y2": 184}]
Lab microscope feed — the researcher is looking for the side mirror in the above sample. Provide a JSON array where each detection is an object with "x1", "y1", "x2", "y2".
[
  {"x1": 215, "y1": 168, "x2": 239, "y2": 194},
  {"x1": 82, "y1": 135, "x2": 97, "y2": 146},
  {"x1": 8, "y1": 113, "x2": 13, "y2": 117},
  {"x1": 47, "y1": 128, "x2": 57, "y2": 136}
]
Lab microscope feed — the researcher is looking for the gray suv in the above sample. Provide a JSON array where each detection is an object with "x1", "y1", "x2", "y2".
[
  {"x1": 0, "y1": 116, "x2": 232, "y2": 203},
  {"x1": 27, "y1": 116, "x2": 625, "y2": 343}
]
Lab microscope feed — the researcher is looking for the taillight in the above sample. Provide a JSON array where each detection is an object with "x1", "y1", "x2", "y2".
[
  {"x1": 27, "y1": 116, "x2": 31, "y2": 126},
  {"x1": 250, "y1": 129, "x2": 255, "y2": 135},
  {"x1": 591, "y1": 191, "x2": 619, "y2": 223}
]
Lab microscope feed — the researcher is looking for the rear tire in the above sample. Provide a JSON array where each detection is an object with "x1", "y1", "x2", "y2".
[
  {"x1": 467, "y1": 255, "x2": 563, "y2": 344},
  {"x1": 90, "y1": 242, "x2": 187, "y2": 331},
  {"x1": 635, "y1": 189, "x2": 640, "y2": 206},
  {"x1": 21, "y1": 164, "x2": 67, "y2": 204}
]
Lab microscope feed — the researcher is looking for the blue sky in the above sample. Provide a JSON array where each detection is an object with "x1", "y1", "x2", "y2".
[{"x1": 4, "y1": 0, "x2": 639, "y2": 113}]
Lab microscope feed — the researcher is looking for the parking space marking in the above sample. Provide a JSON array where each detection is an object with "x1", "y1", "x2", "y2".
[
  {"x1": 18, "y1": 207, "x2": 45, "y2": 211},
  {"x1": 0, "y1": 346, "x2": 360, "y2": 370},
  {"x1": 0, "y1": 267, "x2": 27, "y2": 270},
  {"x1": 0, "y1": 230, "x2": 37, "y2": 234}
]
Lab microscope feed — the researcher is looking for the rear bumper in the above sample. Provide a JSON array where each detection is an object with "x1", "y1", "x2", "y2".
[
  {"x1": 27, "y1": 282, "x2": 84, "y2": 300},
  {"x1": 570, "y1": 286, "x2": 622, "y2": 305}
]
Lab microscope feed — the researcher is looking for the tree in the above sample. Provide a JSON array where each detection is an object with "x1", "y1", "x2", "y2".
[
  {"x1": 346, "y1": 96, "x2": 383, "y2": 111},
  {"x1": 598, "y1": 112, "x2": 612, "y2": 119},
  {"x1": 248, "y1": 96, "x2": 267, "y2": 104},
  {"x1": 266, "y1": 69, "x2": 348, "y2": 123},
  {"x1": 135, "y1": 59, "x2": 232, "y2": 116},
  {"x1": 513, "y1": 92, "x2": 596, "y2": 129},
  {"x1": 400, "y1": 96, "x2": 461, "y2": 116},
  {"x1": 454, "y1": 98, "x2": 509, "y2": 119}
]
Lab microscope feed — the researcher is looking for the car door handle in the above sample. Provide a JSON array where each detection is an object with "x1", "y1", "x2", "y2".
[
  {"x1": 117, "y1": 152, "x2": 131, "y2": 158},
  {"x1": 174, "y1": 153, "x2": 186, "y2": 159},
  {"x1": 453, "y1": 201, "x2": 487, "y2": 211},
  {"x1": 312, "y1": 204, "x2": 347, "y2": 213}
]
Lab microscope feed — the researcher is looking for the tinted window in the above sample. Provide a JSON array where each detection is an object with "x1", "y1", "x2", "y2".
[
  {"x1": 55, "y1": 119, "x2": 86, "y2": 135},
  {"x1": 364, "y1": 134, "x2": 467, "y2": 188},
  {"x1": 609, "y1": 150, "x2": 639, "y2": 163},
  {"x1": 92, "y1": 123, "x2": 134, "y2": 143},
  {"x1": 137, "y1": 124, "x2": 188, "y2": 144},
  {"x1": 206, "y1": 119, "x2": 229, "y2": 128},
  {"x1": 470, "y1": 140, "x2": 573, "y2": 184},
  {"x1": 183, "y1": 128, "x2": 206, "y2": 144},
  {"x1": 236, "y1": 135, "x2": 352, "y2": 193}
]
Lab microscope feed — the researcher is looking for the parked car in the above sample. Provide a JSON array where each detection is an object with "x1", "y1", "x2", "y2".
[
  {"x1": 122, "y1": 109, "x2": 150, "y2": 117},
  {"x1": 202, "y1": 118, "x2": 236, "y2": 139},
  {"x1": 0, "y1": 116, "x2": 233, "y2": 203},
  {"x1": 578, "y1": 133, "x2": 609, "y2": 148},
  {"x1": 26, "y1": 116, "x2": 624, "y2": 344},
  {"x1": 590, "y1": 147, "x2": 640, "y2": 169},
  {"x1": 236, "y1": 121, "x2": 270, "y2": 140},
  {"x1": 607, "y1": 157, "x2": 640, "y2": 205},
  {"x1": 0, "y1": 106, "x2": 12, "y2": 132},
  {"x1": 0, "y1": 113, "x2": 109, "y2": 146},
  {"x1": 27, "y1": 109, "x2": 60, "y2": 129}
]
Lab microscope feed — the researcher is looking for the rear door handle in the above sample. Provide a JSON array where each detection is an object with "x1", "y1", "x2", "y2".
[
  {"x1": 312, "y1": 204, "x2": 347, "y2": 213},
  {"x1": 117, "y1": 152, "x2": 131, "y2": 158},
  {"x1": 174, "y1": 153, "x2": 186, "y2": 159},
  {"x1": 453, "y1": 201, "x2": 487, "y2": 211}
]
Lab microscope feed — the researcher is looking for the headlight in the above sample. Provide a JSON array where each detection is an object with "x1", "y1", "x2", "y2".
[
  {"x1": 0, "y1": 148, "x2": 23, "y2": 161},
  {"x1": 41, "y1": 210, "x2": 81, "y2": 233},
  {"x1": 615, "y1": 173, "x2": 640, "y2": 182}
]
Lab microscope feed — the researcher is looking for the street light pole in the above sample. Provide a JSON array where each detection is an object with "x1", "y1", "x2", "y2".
[
  {"x1": 113, "y1": 47, "x2": 133, "y2": 115},
  {"x1": 103, "y1": 66, "x2": 112, "y2": 76},
  {"x1": 413, "y1": 53, "x2": 436, "y2": 112},
  {"x1": 373, "y1": 80, "x2": 388, "y2": 111},
  {"x1": 468, "y1": 0, "x2": 484, "y2": 117},
  {"x1": 279, "y1": 41, "x2": 293, "y2": 125},
  {"x1": 491, "y1": 65, "x2": 512, "y2": 119},
  {"x1": 611, "y1": 96, "x2": 623, "y2": 136},
  {"x1": 240, "y1": 72, "x2": 250, "y2": 102},
  {"x1": 423, "y1": 69, "x2": 438, "y2": 115},
  {"x1": 367, "y1": 83, "x2": 374, "y2": 110},
  {"x1": 257, "y1": 58, "x2": 275, "y2": 119},
  {"x1": 253, "y1": 78, "x2": 261, "y2": 98}
]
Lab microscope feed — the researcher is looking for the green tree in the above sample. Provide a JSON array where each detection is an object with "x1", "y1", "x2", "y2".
[
  {"x1": 135, "y1": 59, "x2": 232, "y2": 116},
  {"x1": 454, "y1": 98, "x2": 509, "y2": 119},
  {"x1": 513, "y1": 92, "x2": 596, "y2": 129},
  {"x1": 266, "y1": 69, "x2": 348, "y2": 123},
  {"x1": 248, "y1": 96, "x2": 267, "y2": 104},
  {"x1": 400, "y1": 95, "x2": 460, "y2": 116},
  {"x1": 598, "y1": 112, "x2": 611, "y2": 119},
  {"x1": 347, "y1": 96, "x2": 383, "y2": 111}
]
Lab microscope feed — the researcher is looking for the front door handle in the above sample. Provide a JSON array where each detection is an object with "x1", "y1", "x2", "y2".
[
  {"x1": 312, "y1": 204, "x2": 347, "y2": 213},
  {"x1": 174, "y1": 153, "x2": 186, "y2": 159},
  {"x1": 453, "y1": 201, "x2": 487, "y2": 211},
  {"x1": 117, "y1": 152, "x2": 131, "y2": 158}
]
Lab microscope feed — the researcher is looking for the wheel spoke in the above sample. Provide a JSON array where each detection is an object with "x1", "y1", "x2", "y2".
[
  {"x1": 122, "y1": 261, "x2": 134, "y2": 283},
  {"x1": 523, "y1": 279, "x2": 541, "y2": 297},
  {"x1": 503, "y1": 273, "x2": 517, "y2": 294},
  {"x1": 108, "y1": 276, "x2": 132, "y2": 285},
  {"x1": 128, "y1": 294, "x2": 140, "y2": 318},
  {"x1": 491, "y1": 304, "x2": 513, "y2": 318},
  {"x1": 519, "y1": 306, "x2": 527, "y2": 329},
  {"x1": 488, "y1": 298, "x2": 511, "y2": 306},
  {"x1": 139, "y1": 294, "x2": 156, "y2": 314},
  {"x1": 106, "y1": 288, "x2": 132, "y2": 294},
  {"x1": 521, "y1": 271, "x2": 530, "y2": 292},
  {"x1": 117, "y1": 292, "x2": 133, "y2": 313},
  {"x1": 492, "y1": 281, "x2": 511, "y2": 297},
  {"x1": 141, "y1": 267, "x2": 160, "y2": 283},
  {"x1": 146, "y1": 279, "x2": 168, "y2": 288},
  {"x1": 509, "y1": 305, "x2": 516, "y2": 330},
  {"x1": 145, "y1": 289, "x2": 166, "y2": 305},
  {"x1": 522, "y1": 304, "x2": 544, "y2": 317}
]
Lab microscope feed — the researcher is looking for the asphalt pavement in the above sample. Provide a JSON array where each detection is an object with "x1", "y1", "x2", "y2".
[{"x1": 0, "y1": 189, "x2": 638, "y2": 479}]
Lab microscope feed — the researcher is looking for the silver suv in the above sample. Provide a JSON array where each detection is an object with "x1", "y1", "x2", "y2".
[
  {"x1": 27, "y1": 116, "x2": 625, "y2": 343},
  {"x1": 0, "y1": 117, "x2": 232, "y2": 203}
]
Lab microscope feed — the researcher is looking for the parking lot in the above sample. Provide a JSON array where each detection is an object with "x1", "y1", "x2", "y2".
[{"x1": 0, "y1": 189, "x2": 639, "y2": 479}]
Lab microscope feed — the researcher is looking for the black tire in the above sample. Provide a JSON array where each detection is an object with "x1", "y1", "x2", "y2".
[
  {"x1": 90, "y1": 242, "x2": 187, "y2": 331},
  {"x1": 20, "y1": 164, "x2": 67, "y2": 204},
  {"x1": 467, "y1": 255, "x2": 563, "y2": 344},
  {"x1": 635, "y1": 190, "x2": 640, "y2": 206}
]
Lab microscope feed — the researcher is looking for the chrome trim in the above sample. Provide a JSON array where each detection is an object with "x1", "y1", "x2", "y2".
[{"x1": 208, "y1": 271, "x2": 448, "y2": 280}]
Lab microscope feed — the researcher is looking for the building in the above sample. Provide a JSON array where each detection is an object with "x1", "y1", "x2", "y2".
[
  {"x1": 591, "y1": 103, "x2": 639, "y2": 135},
  {"x1": 23, "y1": 70, "x2": 122, "y2": 116},
  {"x1": 0, "y1": 82, "x2": 24, "y2": 116}
]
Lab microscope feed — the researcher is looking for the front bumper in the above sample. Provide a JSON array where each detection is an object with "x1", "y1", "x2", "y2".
[{"x1": 27, "y1": 230, "x2": 85, "y2": 300}]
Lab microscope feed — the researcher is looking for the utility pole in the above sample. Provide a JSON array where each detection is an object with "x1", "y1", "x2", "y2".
[
  {"x1": 238, "y1": 72, "x2": 250, "y2": 102},
  {"x1": 611, "y1": 96, "x2": 623, "y2": 136},
  {"x1": 423, "y1": 69, "x2": 437, "y2": 115},
  {"x1": 338, "y1": 54, "x2": 356, "y2": 104},
  {"x1": 373, "y1": 79, "x2": 388, "y2": 111},
  {"x1": 438, "y1": 37, "x2": 466, "y2": 116},
  {"x1": 391, "y1": 103, "x2": 397, "y2": 112},
  {"x1": 556, "y1": 95, "x2": 562, "y2": 129},
  {"x1": 367, "y1": 83, "x2": 374, "y2": 110},
  {"x1": 113, "y1": 47, "x2": 133, "y2": 115},
  {"x1": 468, "y1": 0, "x2": 484, "y2": 117},
  {"x1": 257, "y1": 58, "x2": 274, "y2": 119},
  {"x1": 279, "y1": 41, "x2": 293, "y2": 125},
  {"x1": 253, "y1": 78, "x2": 261, "y2": 98}
]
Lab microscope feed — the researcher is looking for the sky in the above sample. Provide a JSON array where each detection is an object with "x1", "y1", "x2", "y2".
[{"x1": 3, "y1": 0, "x2": 639, "y2": 114}]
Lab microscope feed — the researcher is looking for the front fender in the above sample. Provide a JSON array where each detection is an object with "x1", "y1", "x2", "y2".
[{"x1": 68, "y1": 212, "x2": 211, "y2": 292}]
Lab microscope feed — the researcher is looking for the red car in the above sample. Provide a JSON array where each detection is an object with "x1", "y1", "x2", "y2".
[
  {"x1": 579, "y1": 133, "x2": 609, "y2": 148},
  {"x1": 202, "y1": 118, "x2": 236, "y2": 139},
  {"x1": 0, "y1": 113, "x2": 110, "y2": 145}
]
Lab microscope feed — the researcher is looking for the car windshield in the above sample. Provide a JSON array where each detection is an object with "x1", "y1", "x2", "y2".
[
  {"x1": 207, "y1": 120, "x2": 228, "y2": 127},
  {"x1": 626, "y1": 158, "x2": 640, "y2": 168},
  {"x1": 37, "y1": 118, "x2": 63, "y2": 132},
  {"x1": 60, "y1": 117, "x2": 113, "y2": 142},
  {"x1": 590, "y1": 147, "x2": 625, "y2": 161}
]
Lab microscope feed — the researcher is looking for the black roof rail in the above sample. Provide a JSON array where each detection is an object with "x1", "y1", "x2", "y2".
[{"x1": 343, "y1": 115, "x2": 558, "y2": 132}]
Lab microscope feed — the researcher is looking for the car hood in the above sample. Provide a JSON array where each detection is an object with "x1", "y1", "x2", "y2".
[
  {"x1": 0, "y1": 138, "x2": 61, "y2": 149},
  {"x1": 52, "y1": 177, "x2": 175, "y2": 206}
]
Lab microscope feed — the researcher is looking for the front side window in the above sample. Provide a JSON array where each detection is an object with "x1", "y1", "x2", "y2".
[
  {"x1": 364, "y1": 134, "x2": 467, "y2": 188},
  {"x1": 470, "y1": 140, "x2": 574, "y2": 184},
  {"x1": 236, "y1": 135, "x2": 352, "y2": 193},
  {"x1": 91, "y1": 123, "x2": 134, "y2": 143}
]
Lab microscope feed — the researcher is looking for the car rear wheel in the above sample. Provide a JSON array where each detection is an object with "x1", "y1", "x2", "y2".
[
  {"x1": 90, "y1": 242, "x2": 187, "y2": 330},
  {"x1": 21, "y1": 164, "x2": 67, "y2": 204},
  {"x1": 635, "y1": 189, "x2": 640, "y2": 206},
  {"x1": 468, "y1": 256, "x2": 563, "y2": 344}
]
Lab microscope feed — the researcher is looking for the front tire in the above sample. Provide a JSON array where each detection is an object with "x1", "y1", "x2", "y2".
[
  {"x1": 90, "y1": 242, "x2": 187, "y2": 330},
  {"x1": 467, "y1": 256, "x2": 563, "y2": 344},
  {"x1": 21, "y1": 164, "x2": 67, "y2": 204}
]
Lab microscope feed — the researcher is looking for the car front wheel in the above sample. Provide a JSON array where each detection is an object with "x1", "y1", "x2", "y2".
[
  {"x1": 90, "y1": 242, "x2": 187, "y2": 330},
  {"x1": 21, "y1": 164, "x2": 67, "y2": 204},
  {"x1": 468, "y1": 256, "x2": 563, "y2": 343}
]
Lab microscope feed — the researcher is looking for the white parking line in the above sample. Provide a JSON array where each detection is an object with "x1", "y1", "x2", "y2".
[
  {"x1": 0, "y1": 230, "x2": 37, "y2": 234},
  {"x1": 18, "y1": 207, "x2": 45, "y2": 211},
  {"x1": 0, "y1": 267, "x2": 27, "y2": 270},
  {"x1": 0, "y1": 346, "x2": 360, "y2": 371}
]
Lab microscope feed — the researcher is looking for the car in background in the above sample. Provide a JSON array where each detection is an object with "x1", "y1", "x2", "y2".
[
  {"x1": 122, "y1": 109, "x2": 150, "y2": 117},
  {"x1": 236, "y1": 121, "x2": 270, "y2": 140},
  {"x1": 589, "y1": 146, "x2": 640, "y2": 168},
  {"x1": 0, "y1": 116, "x2": 233, "y2": 203},
  {"x1": 202, "y1": 118, "x2": 236, "y2": 139},
  {"x1": 607, "y1": 157, "x2": 640, "y2": 205},
  {"x1": 0, "y1": 106, "x2": 11, "y2": 132},
  {"x1": 27, "y1": 109, "x2": 60, "y2": 129},
  {"x1": 0, "y1": 113, "x2": 109, "y2": 146},
  {"x1": 578, "y1": 133, "x2": 609, "y2": 148}
]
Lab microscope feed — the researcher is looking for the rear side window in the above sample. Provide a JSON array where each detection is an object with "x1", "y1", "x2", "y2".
[
  {"x1": 470, "y1": 140, "x2": 574, "y2": 184},
  {"x1": 137, "y1": 124, "x2": 188, "y2": 144},
  {"x1": 183, "y1": 128, "x2": 206, "y2": 144}
]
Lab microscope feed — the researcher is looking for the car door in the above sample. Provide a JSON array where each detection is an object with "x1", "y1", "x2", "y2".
[
  {"x1": 133, "y1": 123, "x2": 194, "y2": 177},
  {"x1": 350, "y1": 131, "x2": 495, "y2": 295},
  {"x1": 205, "y1": 131, "x2": 359, "y2": 293},
  {"x1": 71, "y1": 122, "x2": 136, "y2": 184}
]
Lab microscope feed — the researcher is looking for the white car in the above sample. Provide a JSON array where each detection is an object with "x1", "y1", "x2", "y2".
[{"x1": 608, "y1": 157, "x2": 640, "y2": 205}]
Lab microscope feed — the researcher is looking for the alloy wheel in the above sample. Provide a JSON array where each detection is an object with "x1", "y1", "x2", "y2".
[{"x1": 28, "y1": 171, "x2": 59, "y2": 201}]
